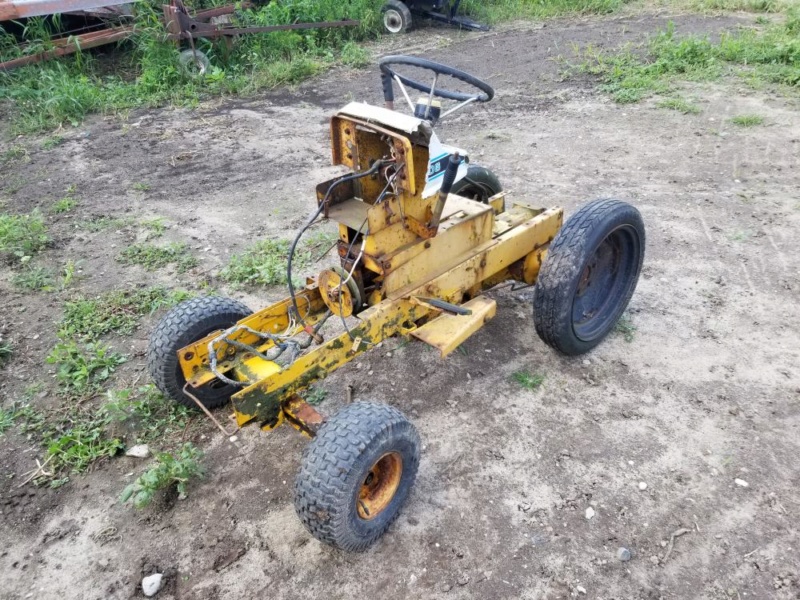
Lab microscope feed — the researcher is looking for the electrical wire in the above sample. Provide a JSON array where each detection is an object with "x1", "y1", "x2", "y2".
[{"x1": 286, "y1": 159, "x2": 391, "y2": 327}]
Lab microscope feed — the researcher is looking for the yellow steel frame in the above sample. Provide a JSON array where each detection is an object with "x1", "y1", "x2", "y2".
[{"x1": 177, "y1": 106, "x2": 564, "y2": 432}]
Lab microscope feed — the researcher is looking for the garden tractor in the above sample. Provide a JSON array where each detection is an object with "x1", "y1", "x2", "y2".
[{"x1": 147, "y1": 55, "x2": 646, "y2": 551}]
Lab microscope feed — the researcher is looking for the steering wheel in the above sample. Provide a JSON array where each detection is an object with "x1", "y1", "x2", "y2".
[{"x1": 379, "y1": 55, "x2": 494, "y2": 120}]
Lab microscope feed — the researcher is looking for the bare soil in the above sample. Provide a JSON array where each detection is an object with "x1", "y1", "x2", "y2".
[{"x1": 2, "y1": 9, "x2": 800, "y2": 600}]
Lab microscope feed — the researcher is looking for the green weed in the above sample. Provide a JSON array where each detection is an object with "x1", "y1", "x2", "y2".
[
  {"x1": 46, "y1": 341, "x2": 126, "y2": 397},
  {"x1": 512, "y1": 370, "x2": 545, "y2": 390},
  {"x1": 12, "y1": 265, "x2": 54, "y2": 291},
  {"x1": 77, "y1": 216, "x2": 132, "y2": 232},
  {"x1": 61, "y1": 259, "x2": 78, "y2": 288},
  {"x1": 614, "y1": 313, "x2": 637, "y2": 342},
  {"x1": 104, "y1": 385, "x2": 192, "y2": 444},
  {"x1": 2, "y1": 145, "x2": 27, "y2": 164},
  {"x1": 44, "y1": 410, "x2": 123, "y2": 474},
  {"x1": 657, "y1": 96, "x2": 702, "y2": 114},
  {"x1": 304, "y1": 387, "x2": 328, "y2": 406},
  {"x1": 221, "y1": 238, "x2": 307, "y2": 286},
  {"x1": 121, "y1": 443, "x2": 204, "y2": 508},
  {"x1": 0, "y1": 210, "x2": 48, "y2": 262},
  {"x1": 51, "y1": 196, "x2": 78, "y2": 213},
  {"x1": 0, "y1": 407, "x2": 15, "y2": 434},
  {"x1": 60, "y1": 287, "x2": 192, "y2": 340},
  {"x1": 118, "y1": 242, "x2": 198, "y2": 272},
  {"x1": 0, "y1": 340, "x2": 12, "y2": 366},
  {"x1": 141, "y1": 217, "x2": 166, "y2": 238},
  {"x1": 132, "y1": 182, "x2": 151, "y2": 192},
  {"x1": 41, "y1": 135, "x2": 64, "y2": 150},
  {"x1": 730, "y1": 114, "x2": 765, "y2": 126}
]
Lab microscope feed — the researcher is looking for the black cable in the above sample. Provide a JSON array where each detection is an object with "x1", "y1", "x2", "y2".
[
  {"x1": 336, "y1": 169, "x2": 401, "y2": 340},
  {"x1": 287, "y1": 159, "x2": 389, "y2": 327}
]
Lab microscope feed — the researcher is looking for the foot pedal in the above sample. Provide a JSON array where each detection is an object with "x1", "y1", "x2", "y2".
[{"x1": 410, "y1": 296, "x2": 496, "y2": 358}]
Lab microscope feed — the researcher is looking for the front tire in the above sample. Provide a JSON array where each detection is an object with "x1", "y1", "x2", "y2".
[
  {"x1": 294, "y1": 402, "x2": 420, "y2": 551},
  {"x1": 147, "y1": 296, "x2": 252, "y2": 409},
  {"x1": 381, "y1": 0, "x2": 412, "y2": 34},
  {"x1": 533, "y1": 199, "x2": 645, "y2": 356},
  {"x1": 450, "y1": 165, "x2": 502, "y2": 204}
]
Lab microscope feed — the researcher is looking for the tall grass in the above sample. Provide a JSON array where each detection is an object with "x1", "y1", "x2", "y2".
[
  {"x1": 574, "y1": 11, "x2": 800, "y2": 102},
  {"x1": 461, "y1": 0, "x2": 632, "y2": 23},
  {"x1": 0, "y1": 0, "x2": 382, "y2": 133}
]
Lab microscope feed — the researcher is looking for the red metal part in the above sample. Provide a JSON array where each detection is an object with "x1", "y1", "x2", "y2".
[
  {"x1": 0, "y1": 0, "x2": 132, "y2": 21},
  {"x1": 0, "y1": 25, "x2": 132, "y2": 70}
]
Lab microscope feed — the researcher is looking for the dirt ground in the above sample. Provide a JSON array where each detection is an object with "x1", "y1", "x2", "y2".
[{"x1": 2, "y1": 8, "x2": 800, "y2": 600}]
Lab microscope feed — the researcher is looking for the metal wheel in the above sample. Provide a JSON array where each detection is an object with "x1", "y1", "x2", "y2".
[
  {"x1": 381, "y1": 0, "x2": 412, "y2": 34},
  {"x1": 357, "y1": 452, "x2": 403, "y2": 520},
  {"x1": 178, "y1": 48, "x2": 210, "y2": 78}
]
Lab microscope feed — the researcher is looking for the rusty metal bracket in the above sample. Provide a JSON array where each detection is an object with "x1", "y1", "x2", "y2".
[{"x1": 281, "y1": 395, "x2": 324, "y2": 437}]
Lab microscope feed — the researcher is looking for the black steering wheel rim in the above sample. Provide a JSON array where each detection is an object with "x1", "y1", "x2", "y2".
[{"x1": 379, "y1": 55, "x2": 494, "y2": 103}]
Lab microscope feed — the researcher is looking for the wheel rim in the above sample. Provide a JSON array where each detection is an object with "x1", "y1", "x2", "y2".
[
  {"x1": 571, "y1": 225, "x2": 640, "y2": 342},
  {"x1": 357, "y1": 452, "x2": 403, "y2": 520},
  {"x1": 383, "y1": 9, "x2": 404, "y2": 33}
]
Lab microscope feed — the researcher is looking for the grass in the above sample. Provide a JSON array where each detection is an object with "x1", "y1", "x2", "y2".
[
  {"x1": 46, "y1": 341, "x2": 126, "y2": 397},
  {"x1": 657, "y1": 96, "x2": 702, "y2": 114},
  {"x1": 614, "y1": 313, "x2": 637, "y2": 342},
  {"x1": 512, "y1": 370, "x2": 545, "y2": 390},
  {"x1": 77, "y1": 216, "x2": 133, "y2": 232},
  {"x1": 41, "y1": 135, "x2": 64, "y2": 150},
  {"x1": 118, "y1": 242, "x2": 198, "y2": 272},
  {"x1": 0, "y1": 210, "x2": 48, "y2": 262},
  {"x1": 120, "y1": 443, "x2": 204, "y2": 508},
  {"x1": 730, "y1": 114, "x2": 765, "y2": 126},
  {"x1": 60, "y1": 287, "x2": 192, "y2": 340},
  {"x1": 572, "y1": 13, "x2": 800, "y2": 104}
]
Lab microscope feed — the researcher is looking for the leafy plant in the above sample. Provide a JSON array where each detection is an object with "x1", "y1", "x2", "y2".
[
  {"x1": 104, "y1": 385, "x2": 191, "y2": 444},
  {"x1": 132, "y1": 182, "x2": 151, "y2": 192},
  {"x1": 304, "y1": 386, "x2": 328, "y2": 406},
  {"x1": 46, "y1": 341, "x2": 126, "y2": 396},
  {"x1": 51, "y1": 196, "x2": 78, "y2": 213},
  {"x1": 118, "y1": 242, "x2": 198, "y2": 272},
  {"x1": 512, "y1": 370, "x2": 545, "y2": 390},
  {"x1": 614, "y1": 313, "x2": 637, "y2": 342},
  {"x1": 0, "y1": 407, "x2": 15, "y2": 434},
  {"x1": 0, "y1": 340, "x2": 12, "y2": 365},
  {"x1": 44, "y1": 412, "x2": 123, "y2": 473},
  {"x1": 121, "y1": 443, "x2": 205, "y2": 508},
  {"x1": 12, "y1": 265, "x2": 54, "y2": 291},
  {"x1": 221, "y1": 238, "x2": 315, "y2": 286},
  {"x1": 0, "y1": 210, "x2": 48, "y2": 262}
]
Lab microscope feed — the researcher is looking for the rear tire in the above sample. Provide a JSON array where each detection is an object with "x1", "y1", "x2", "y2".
[
  {"x1": 450, "y1": 165, "x2": 502, "y2": 204},
  {"x1": 147, "y1": 296, "x2": 252, "y2": 409},
  {"x1": 533, "y1": 199, "x2": 645, "y2": 356},
  {"x1": 294, "y1": 402, "x2": 420, "y2": 551},
  {"x1": 381, "y1": 0, "x2": 412, "y2": 34}
]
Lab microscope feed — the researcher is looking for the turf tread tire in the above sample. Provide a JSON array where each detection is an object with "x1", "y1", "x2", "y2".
[
  {"x1": 147, "y1": 296, "x2": 252, "y2": 409},
  {"x1": 450, "y1": 164, "x2": 502, "y2": 204},
  {"x1": 294, "y1": 402, "x2": 420, "y2": 551},
  {"x1": 533, "y1": 199, "x2": 644, "y2": 356}
]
